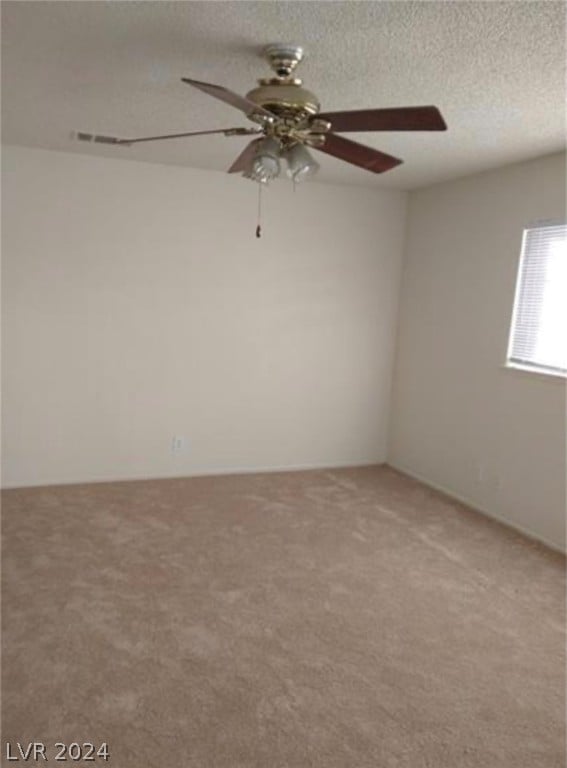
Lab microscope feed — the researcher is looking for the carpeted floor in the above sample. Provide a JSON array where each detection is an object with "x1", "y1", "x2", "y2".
[{"x1": 2, "y1": 465, "x2": 565, "y2": 767}]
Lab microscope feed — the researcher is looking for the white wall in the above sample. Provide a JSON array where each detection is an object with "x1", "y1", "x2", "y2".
[
  {"x1": 2, "y1": 145, "x2": 407, "y2": 487},
  {"x1": 389, "y1": 152, "x2": 566, "y2": 551}
]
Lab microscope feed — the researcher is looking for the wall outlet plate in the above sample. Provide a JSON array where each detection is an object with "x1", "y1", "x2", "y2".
[{"x1": 171, "y1": 436, "x2": 187, "y2": 453}]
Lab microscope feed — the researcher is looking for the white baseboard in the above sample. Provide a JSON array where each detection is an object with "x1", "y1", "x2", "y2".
[
  {"x1": 5, "y1": 459, "x2": 563, "y2": 554},
  {"x1": 1, "y1": 458, "x2": 385, "y2": 491},
  {"x1": 388, "y1": 461, "x2": 565, "y2": 554}
]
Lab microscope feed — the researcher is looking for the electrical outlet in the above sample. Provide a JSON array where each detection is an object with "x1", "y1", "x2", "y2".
[{"x1": 171, "y1": 436, "x2": 187, "y2": 453}]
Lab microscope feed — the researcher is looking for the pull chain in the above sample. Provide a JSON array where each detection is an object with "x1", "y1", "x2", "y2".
[{"x1": 255, "y1": 182, "x2": 263, "y2": 238}]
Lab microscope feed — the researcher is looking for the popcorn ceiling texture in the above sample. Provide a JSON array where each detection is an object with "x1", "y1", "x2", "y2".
[
  {"x1": 1, "y1": 1, "x2": 565, "y2": 188},
  {"x1": 3, "y1": 466, "x2": 565, "y2": 766}
]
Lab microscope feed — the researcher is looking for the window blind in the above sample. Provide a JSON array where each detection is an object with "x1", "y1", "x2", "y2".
[{"x1": 507, "y1": 223, "x2": 567, "y2": 375}]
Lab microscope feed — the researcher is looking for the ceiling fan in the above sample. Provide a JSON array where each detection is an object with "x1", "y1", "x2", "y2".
[{"x1": 77, "y1": 43, "x2": 447, "y2": 184}]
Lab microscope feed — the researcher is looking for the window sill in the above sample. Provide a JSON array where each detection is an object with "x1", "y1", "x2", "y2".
[{"x1": 502, "y1": 362, "x2": 567, "y2": 381}]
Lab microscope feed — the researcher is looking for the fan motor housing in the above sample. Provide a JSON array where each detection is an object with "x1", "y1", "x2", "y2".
[{"x1": 246, "y1": 79, "x2": 320, "y2": 120}]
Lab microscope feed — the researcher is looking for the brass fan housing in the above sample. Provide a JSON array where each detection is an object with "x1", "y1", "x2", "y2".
[{"x1": 246, "y1": 79, "x2": 320, "y2": 120}]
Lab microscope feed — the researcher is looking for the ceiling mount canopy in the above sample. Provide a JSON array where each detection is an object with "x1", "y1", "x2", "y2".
[{"x1": 263, "y1": 43, "x2": 305, "y2": 79}]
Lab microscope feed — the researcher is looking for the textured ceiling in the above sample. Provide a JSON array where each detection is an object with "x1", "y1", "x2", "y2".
[{"x1": 2, "y1": 1, "x2": 565, "y2": 189}]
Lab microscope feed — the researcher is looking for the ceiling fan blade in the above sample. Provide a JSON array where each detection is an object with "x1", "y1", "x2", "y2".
[
  {"x1": 313, "y1": 133, "x2": 402, "y2": 174},
  {"x1": 182, "y1": 78, "x2": 275, "y2": 120},
  {"x1": 315, "y1": 106, "x2": 447, "y2": 133},
  {"x1": 228, "y1": 138, "x2": 263, "y2": 173},
  {"x1": 76, "y1": 127, "x2": 260, "y2": 146},
  {"x1": 76, "y1": 132, "x2": 126, "y2": 145}
]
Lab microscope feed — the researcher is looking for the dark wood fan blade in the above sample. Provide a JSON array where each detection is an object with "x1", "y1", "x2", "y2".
[
  {"x1": 76, "y1": 127, "x2": 260, "y2": 146},
  {"x1": 182, "y1": 78, "x2": 275, "y2": 120},
  {"x1": 315, "y1": 106, "x2": 447, "y2": 133},
  {"x1": 228, "y1": 139, "x2": 263, "y2": 173},
  {"x1": 313, "y1": 134, "x2": 402, "y2": 174}
]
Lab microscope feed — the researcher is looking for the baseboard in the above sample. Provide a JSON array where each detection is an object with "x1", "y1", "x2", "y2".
[
  {"x1": 6, "y1": 460, "x2": 562, "y2": 554},
  {"x1": 387, "y1": 461, "x2": 565, "y2": 555},
  {"x1": 1, "y1": 458, "x2": 385, "y2": 491}
]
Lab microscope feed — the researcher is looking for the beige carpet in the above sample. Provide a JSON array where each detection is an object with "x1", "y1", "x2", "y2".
[{"x1": 2, "y1": 466, "x2": 565, "y2": 767}]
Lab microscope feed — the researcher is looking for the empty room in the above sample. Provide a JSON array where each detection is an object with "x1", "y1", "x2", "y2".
[{"x1": 2, "y1": 1, "x2": 565, "y2": 766}]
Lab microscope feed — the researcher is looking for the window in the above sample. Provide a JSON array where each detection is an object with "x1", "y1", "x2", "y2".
[{"x1": 507, "y1": 223, "x2": 567, "y2": 377}]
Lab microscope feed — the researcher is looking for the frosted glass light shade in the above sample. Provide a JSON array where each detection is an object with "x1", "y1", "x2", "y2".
[
  {"x1": 284, "y1": 143, "x2": 320, "y2": 182},
  {"x1": 250, "y1": 137, "x2": 281, "y2": 183}
]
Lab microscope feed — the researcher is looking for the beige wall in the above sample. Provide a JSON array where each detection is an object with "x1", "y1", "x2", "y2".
[
  {"x1": 389, "y1": 152, "x2": 566, "y2": 551},
  {"x1": 2, "y1": 145, "x2": 407, "y2": 487}
]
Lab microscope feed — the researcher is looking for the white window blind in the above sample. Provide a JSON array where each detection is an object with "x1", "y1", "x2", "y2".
[{"x1": 507, "y1": 223, "x2": 567, "y2": 376}]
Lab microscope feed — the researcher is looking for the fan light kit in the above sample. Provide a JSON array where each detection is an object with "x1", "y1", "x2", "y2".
[{"x1": 76, "y1": 43, "x2": 447, "y2": 234}]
